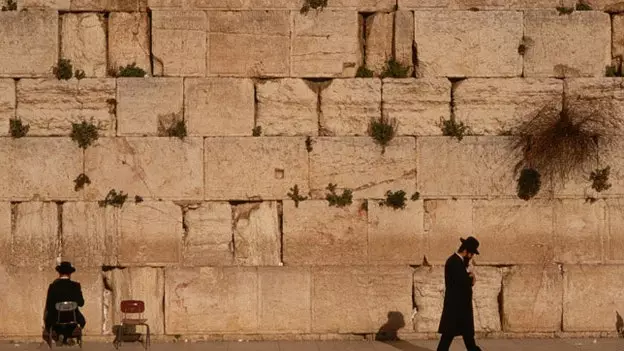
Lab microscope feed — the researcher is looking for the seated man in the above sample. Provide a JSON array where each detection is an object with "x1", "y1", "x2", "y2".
[{"x1": 44, "y1": 261, "x2": 86, "y2": 343}]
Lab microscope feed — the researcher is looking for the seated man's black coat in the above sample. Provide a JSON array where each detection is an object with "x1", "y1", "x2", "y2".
[{"x1": 44, "y1": 278, "x2": 86, "y2": 330}]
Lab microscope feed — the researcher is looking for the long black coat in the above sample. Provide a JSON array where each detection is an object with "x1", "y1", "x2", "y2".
[
  {"x1": 437, "y1": 253, "x2": 475, "y2": 336},
  {"x1": 44, "y1": 278, "x2": 86, "y2": 329}
]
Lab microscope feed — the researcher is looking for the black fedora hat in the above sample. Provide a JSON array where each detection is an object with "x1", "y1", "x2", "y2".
[
  {"x1": 55, "y1": 261, "x2": 76, "y2": 274},
  {"x1": 460, "y1": 236, "x2": 480, "y2": 255}
]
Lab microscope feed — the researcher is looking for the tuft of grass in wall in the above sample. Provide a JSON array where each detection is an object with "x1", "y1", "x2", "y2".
[
  {"x1": 115, "y1": 62, "x2": 147, "y2": 77},
  {"x1": 379, "y1": 190, "x2": 407, "y2": 210},
  {"x1": 54, "y1": 59, "x2": 74, "y2": 80},
  {"x1": 517, "y1": 167, "x2": 541, "y2": 200},
  {"x1": 556, "y1": 6, "x2": 574, "y2": 15},
  {"x1": 9, "y1": 118, "x2": 29, "y2": 138},
  {"x1": 98, "y1": 189, "x2": 128, "y2": 208},
  {"x1": 439, "y1": 117, "x2": 471, "y2": 141},
  {"x1": 380, "y1": 58, "x2": 410, "y2": 78},
  {"x1": 106, "y1": 98, "x2": 117, "y2": 115},
  {"x1": 410, "y1": 192, "x2": 420, "y2": 201},
  {"x1": 287, "y1": 184, "x2": 308, "y2": 208},
  {"x1": 1, "y1": 0, "x2": 17, "y2": 11},
  {"x1": 590, "y1": 166, "x2": 612, "y2": 192},
  {"x1": 165, "y1": 120, "x2": 187, "y2": 140},
  {"x1": 252, "y1": 126, "x2": 262, "y2": 136},
  {"x1": 305, "y1": 136, "x2": 313, "y2": 152},
  {"x1": 368, "y1": 116, "x2": 398, "y2": 154},
  {"x1": 360, "y1": 200, "x2": 368, "y2": 212},
  {"x1": 325, "y1": 183, "x2": 353, "y2": 208},
  {"x1": 75, "y1": 69, "x2": 86, "y2": 80},
  {"x1": 300, "y1": 0, "x2": 328, "y2": 14},
  {"x1": 606, "y1": 64, "x2": 623, "y2": 77},
  {"x1": 575, "y1": 1, "x2": 592, "y2": 10},
  {"x1": 73, "y1": 173, "x2": 91, "y2": 192},
  {"x1": 356, "y1": 66, "x2": 374, "y2": 78},
  {"x1": 134, "y1": 195, "x2": 144, "y2": 203},
  {"x1": 70, "y1": 120, "x2": 100, "y2": 149}
]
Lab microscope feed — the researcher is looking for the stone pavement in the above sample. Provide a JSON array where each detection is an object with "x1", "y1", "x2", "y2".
[{"x1": 1, "y1": 339, "x2": 624, "y2": 351}]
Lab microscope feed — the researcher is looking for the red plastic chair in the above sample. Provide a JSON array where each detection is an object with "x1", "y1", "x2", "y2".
[{"x1": 114, "y1": 300, "x2": 150, "y2": 349}]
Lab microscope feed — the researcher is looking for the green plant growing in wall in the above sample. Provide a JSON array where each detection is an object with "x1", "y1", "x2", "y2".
[
  {"x1": 606, "y1": 64, "x2": 623, "y2": 77},
  {"x1": 575, "y1": 1, "x2": 592, "y2": 10},
  {"x1": 380, "y1": 58, "x2": 410, "y2": 78},
  {"x1": 356, "y1": 66, "x2": 374, "y2": 78},
  {"x1": 54, "y1": 59, "x2": 74, "y2": 80},
  {"x1": 2, "y1": 0, "x2": 17, "y2": 11},
  {"x1": 556, "y1": 6, "x2": 574, "y2": 14},
  {"x1": 287, "y1": 185, "x2": 308, "y2": 208},
  {"x1": 135, "y1": 195, "x2": 144, "y2": 203},
  {"x1": 99, "y1": 189, "x2": 128, "y2": 208},
  {"x1": 379, "y1": 190, "x2": 407, "y2": 210},
  {"x1": 74, "y1": 69, "x2": 86, "y2": 80},
  {"x1": 252, "y1": 126, "x2": 262, "y2": 136},
  {"x1": 305, "y1": 136, "x2": 313, "y2": 152},
  {"x1": 165, "y1": 120, "x2": 187, "y2": 139},
  {"x1": 368, "y1": 115, "x2": 398, "y2": 154},
  {"x1": 113, "y1": 62, "x2": 147, "y2": 77},
  {"x1": 300, "y1": 0, "x2": 328, "y2": 14},
  {"x1": 590, "y1": 166, "x2": 612, "y2": 192},
  {"x1": 73, "y1": 173, "x2": 91, "y2": 191},
  {"x1": 9, "y1": 118, "x2": 29, "y2": 138},
  {"x1": 439, "y1": 117, "x2": 471, "y2": 141},
  {"x1": 518, "y1": 36, "x2": 532, "y2": 56},
  {"x1": 325, "y1": 183, "x2": 353, "y2": 207},
  {"x1": 517, "y1": 167, "x2": 541, "y2": 200},
  {"x1": 410, "y1": 192, "x2": 420, "y2": 201},
  {"x1": 71, "y1": 120, "x2": 100, "y2": 149}
]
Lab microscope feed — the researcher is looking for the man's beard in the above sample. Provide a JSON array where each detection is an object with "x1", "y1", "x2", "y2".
[{"x1": 463, "y1": 256, "x2": 471, "y2": 267}]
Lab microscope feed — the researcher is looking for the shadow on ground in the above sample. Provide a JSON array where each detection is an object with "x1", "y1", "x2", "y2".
[{"x1": 375, "y1": 312, "x2": 433, "y2": 351}]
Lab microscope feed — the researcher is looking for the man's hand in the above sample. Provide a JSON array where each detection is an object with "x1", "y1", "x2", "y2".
[{"x1": 469, "y1": 272, "x2": 476, "y2": 286}]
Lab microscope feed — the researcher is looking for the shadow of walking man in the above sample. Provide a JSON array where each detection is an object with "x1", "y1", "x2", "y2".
[{"x1": 375, "y1": 311, "x2": 433, "y2": 351}]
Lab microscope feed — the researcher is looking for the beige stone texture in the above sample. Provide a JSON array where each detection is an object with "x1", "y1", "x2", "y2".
[
  {"x1": 613, "y1": 15, "x2": 624, "y2": 65},
  {"x1": 502, "y1": 265, "x2": 563, "y2": 332},
  {"x1": 312, "y1": 266, "x2": 413, "y2": 333},
  {"x1": 553, "y1": 199, "x2": 606, "y2": 264},
  {"x1": 563, "y1": 265, "x2": 624, "y2": 331},
  {"x1": 0, "y1": 10, "x2": 58, "y2": 77},
  {"x1": 118, "y1": 202, "x2": 183, "y2": 266},
  {"x1": 563, "y1": 78, "x2": 624, "y2": 135},
  {"x1": 185, "y1": 78, "x2": 255, "y2": 136},
  {"x1": 394, "y1": 11, "x2": 414, "y2": 77},
  {"x1": 454, "y1": 78, "x2": 564, "y2": 135},
  {"x1": 562, "y1": 0, "x2": 624, "y2": 10},
  {"x1": 417, "y1": 137, "x2": 521, "y2": 197},
  {"x1": 165, "y1": 267, "x2": 259, "y2": 333},
  {"x1": 107, "y1": 267, "x2": 164, "y2": 334},
  {"x1": 11, "y1": 202, "x2": 58, "y2": 269},
  {"x1": 0, "y1": 203, "x2": 10, "y2": 266},
  {"x1": 413, "y1": 11, "x2": 522, "y2": 77},
  {"x1": 233, "y1": 201, "x2": 281, "y2": 266},
  {"x1": 62, "y1": 202, "x2": 119, "y2": 268},
  {"x1": 473, "y1": 200, "x2": 555, "y2": 265},
  {"x1": 368, "y1": 200, "x2": 425, "y2": 265},
  {"x1": 208, "y1": 11, "x2": 291, "y2": 77},
  {"x1": 116, "y1": 78, "x2": 183, "y2": 136},
  {"x1": 400, "y1": 0, "x2": 560, "y2": 8},
  {"x1": 150, "y1": 0, "x2": 394, "y2": 11},
  {"x1": 365, "y1": 13, "x2": 393, "y2": 75},
  {"x1": 204, "y1": 137, "x2": 309, "y2": 200},
  {"x1": 423, "y1": 199, "x2": 474, "y2": 264},
  {"x1": 283, "y1": 200, "x2": 367, "y2": 265},
  {"x1": 472, "y1": 267, "x2": 503, "y2": 332},
  {"x1": 16, "y1": 79, "x2": 116, "y2": 136},
  {"x1": 85, "y1": 137, "x2": 204, "y2": 200},
  {"x1": 183, "y1": 202, "x2": 233, "y2": 266},
  {"x1": 152, "y1": 11, "x2": 207, "y2": 77},
  {"x1": 596, "y1": 138, "x2": 624, "y2": 196},
  {"x1": 292, "y1": 10, "x2": 362, "y2": 77},
  {"x1": 258, "y1": 267, "x2": 311, "y2": 333},
  {"x1": 108, "y1": 13, "x2": 151, "y2": 75},
  {"x1": 60, "y1": 13, "x2": 107, "y2": 78},
  {"x1": 0, "y1": 79, "x2": 15, "y2": 136},
  {"x1": 309, "y1": 137, "x2": 417, "y2": 199},
  {"x1": 382, "y1": 78, "x2": 451, "y2": 135},
  {"x1": 70, "y1": 269, "x2": 104, "y2": 335},
  {"x1": 256, "y1": 79, "x2": 318, "y2": 136},
  {"x1": 524, "y1": 11, "x2": 610, "y2": 78},
  {"x1": 606, "y1": 199, "x2": 624, "y2": 263},
  {"x1": 18, "y1": 0, "x2": 71, "y2": 10},
  {"x1": 325, "y1": 0, "x2": 396, "y2": 11},
  {"x1": 320, "y1": 79, "x2": 381, "y2": 136},
  {"x1": 71, "y1": 0, "x2": 145, "y2": 11}
]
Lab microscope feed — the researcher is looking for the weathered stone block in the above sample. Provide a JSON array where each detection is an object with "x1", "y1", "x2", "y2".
[
  {"x1": 0, "y1": 10, "x2": 58, "y2": 77},
  {"x1": 62, "y1": 202, "x2": 119, "y2": 268},
  {"x1": 598, "y1": 139, "x2": 624, "y2": 196},
  {"x1": 283, "y1": 200, "x2": 367, "y2": 265},
  {"x1": 365, "y1": 13, "x2": 393, "y2": 75},
  {"x1": 292, "y1": 10, "x2": 362, "y2": 77},
  {"x1": 606, "y1": 199, "x2": 624, "y2": 263},
  {"x1": 472, "y1": 267, "x2": 503, "y2": 332},
  {"x1": 151, "y1": 0, "x2": 395, "y2": 11},
  {"x1": 310, "y1": 137, "x2": 416, "y2": 199},
  {"x1": 118, "y1": 202, "x2": 183, "y2": 266},
  {"x1": 256, "y1": 79, "x2": 318, "y2": 136},
  {"x1": 414, "y1": 11, "x2": 522, "y2": 77},
  {"x1": 61, "y1": 13, "x2": 107, "y2": 78},
  {"x1": 613, "y1": 15, "x2": 624, "y2": 64},
  {"x1": 70, "y1": 269, "x2": 104, "y2": 336},
  {"x1": 208, "y1": 11, "x2": 290, "y2": 77},
  {"x1": 233, "y1": 202, "x2": 281, "y2": 266},
  {"x1": 17, "y1": 79, "x2": 116, "y2": 136},
  {"x1": 204, "y1": 137, "x2": 308, "y2": 200},
  {"x1": 563, "y1": 78, "x2": 624, "y2": 135},
  {"x1": 503, "y1": 265, "x2": 563, "y2": 332},
  {"x1": 382, "y1": 79, "x2": 451, "y2": 135},
  {"x1": 183, "y1": 202, "x2": 233, "y2": 266},
  {"x1": 0, "y1": 203, "x2": 10, "y2": 266},
  {"x1": 394, "y1": 11, "x2": 414, "y2": 76},
  {"x1": 400, "y1": 0, "x2": 562, "y2": 9},
  {"x1": 185, "y1": 78, "x2": 254, "y2": 136},
  {"x1": 18, "y1": 0, "x2": 71, "y2": 10},
  {"x1": 0, "y1": 79, "x2": 15, "y2": 136},
  {"x1": 423, "y1": 199, "x2": 474, "y2": 265},
  {"x1": 368, "y1": 200, "x2": 425, "y2": 265},
  {"x1": 152, "y1": 11, "x2": 207, "y2": 76},
  {"x1": 326, "y1": 0, "x2": 395, "y2": 11},
  {"x1": 562, "y1": 0, "x2": 624, "y2": 11},
  {"x1": 524, "y1": 10, "x2": 610, "y2": 78},
  {"x1": 71, "y1": 0, "x2": 145, "y2": 11},
  {"x1": 85, "y1": 137, "x2": 204, "y2": 200},
  {"x1": 165, "y1": 267, "x2": 258, "y2": 333},
  {"x1": 454, "y1": 78, "x2": 563, "y2": 135},
  {"x1": 258, "y1": 267, "x2": 311, "y2": 333},
  {"x1": 319, "y1": 79, "x2": 381, "y2": 136},
  {"x1": 12, "y1": 202, "x2": 58, "y2": 268},
  {"x1": 553, "y1": 199, "x2": 605, "y2": 264},
  {"x1": 117, "y1": 78, "x2": 183, "y2": 136},
  {"x1": 108, "y1": 13, "x2": 151, "y2": 75}
]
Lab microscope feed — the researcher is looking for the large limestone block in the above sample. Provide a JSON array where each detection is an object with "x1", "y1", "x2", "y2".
[
  {"x1": 70, "y1": 0, "x2": 145, "y2": 11},
  {"x1": 473, "y1": 200, "x2": 555, "y2": 265},
  {"x1": 382, "y1": 78, "x2": 451, "y2": 135},
  {"x1": 553, "y1": 199, "x2": 605, "y2": 264},
  {"x1": 606, "y1": 199, "x2": 624, "y2": 263},
  {"x1": 312, "y1": 266, "x2": 413, "y2": 333},
  {"x1": 118, "y1": 202, "x2": 183, "y2": 266},
  {"x1": 62, "y1": 202, "x2": 119, "y2": 268},
  {"x1": 614, "y1": 15, "x2": 624, "y2": 63},
  {"x1": 17, "y1": 79, "x2": 116, "y2": 136},
  {"x1": 394, "y1": 11, "x2": 414, "y2": 76},
  {"x1": 185, "y1": 78, "x2": 254, "y2": 136},
  {"x1": 152, "y1": 11, "x2": 207, "y2": 77},
  {"x1": 283, "y1": 200, "x2": 367, "y2": 265},
  {"x1": 325, "y1": 0, "x2": 395, "y2": 11},
  {"x1": 12, "y1": 202, "x2": 58, "y2": 268},
  {"x1": 472, "y1": 266, "x2": 503, "y2": 332},
  {"x1": 70, "y1": 269, "x2": 104, "y2": 335},
  {"x1": 258, "y1": 267, "x2": 311, "y2": 333},
  {"x1": 524, "y1": 11, "x2": 610, "y2": 78},
  {"x1": 292, "y1": 10, "x2": 362, "y2": 77},
  {"x1": 204, "y1": 137, "x2": 309, "y2": 200},
  {"x1": 108, "y1": 13, "x2": 151, "y2": 75},
  {"x1": 319, "y1": 79, "x2": 381, "y2": 136},
  {"x1": 417, "y1": 137, "x2": 520, "y2": 197},
  {"x1": 165, "y1": 267, "x2": 258, "y2": 333},
  {"x1": 414, "y1": 11, "x2": 522, "y2": 77},
  {"x1": 61, "y1": 13, "x2": 107, "y2": 78},
  {"x1": 18, "y1": 0, "x2": 70, "y2": 10},
  {"x1": 563, "y1": 78, "x2": 624, "y2": 135},
  {"x1": 563, "y1": 0, "x2": 624, "y2": 10},
  {"x1": 368, "y1": 200, "x2": 425, "y2": 265},
  {"x1": 207, "y1": 11, "x2": 290, "y2": 76},
  {"x1": 256, "y1": 79, "x2": 318, "y2": 136},
  {"x1": 423, "y1": 199, "x2": 474, "y2": 264},
  {"x1": 0, "y1": 10, "x2": 58, "y2": 77},
  {"x1": 233, "y1": 202, "x2": 281, "y2": 266},
  {"x1": 365, "y1": 12, "x2": 393, "y2": 75},
  {"x1": 309, "y1": 137, "x2": 417, "y2": 199},
  {"x1": 0, "y1": 79, "x2": 15, "y2": 136},
  {"x1": 116, "y1": 78, "x2": 183, "y2": 136},
  {"x1": 454, "y1": 78, "x2": 563, "y2": 135},
  {"x1": 84, "y1": 137, "x2": 204, "y2": 200},
  {"x1": 400, "y1": 0, "x2": 560, "y2": 8},
  {"x1": 150, "y1": 0, "x2": 394, "y2": 10},
  {"x1": 0, "y1": 203, "x2": 10, "y2": 265},
  {"x1": 502, "y1": 265, "x2": 563, "y2": 332},
  {"x1": 183, "y1": 202, "x2": 233, "y2": 266}
]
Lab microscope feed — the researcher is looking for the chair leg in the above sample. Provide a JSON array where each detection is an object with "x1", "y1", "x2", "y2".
[
  {"x1": 115, "y1": 324, "x2": 123, "y2": 349},
  {"x1": 142, "y1": 324, "x2": 150, "y2": 350}
]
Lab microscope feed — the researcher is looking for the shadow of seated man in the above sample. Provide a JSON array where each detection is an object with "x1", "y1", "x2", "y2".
[{"x1": 43, "y1": 261, "x2": 86, "y2": 344}]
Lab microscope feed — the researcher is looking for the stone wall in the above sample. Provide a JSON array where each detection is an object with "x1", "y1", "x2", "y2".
[{"x1": 1, "y1": 0, "x2": 624, "y2": 340}]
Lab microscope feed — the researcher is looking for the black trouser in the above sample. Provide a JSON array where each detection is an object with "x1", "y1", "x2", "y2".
[{"x1": 436, "y1": 333, "x2": 481, "y2": 351}]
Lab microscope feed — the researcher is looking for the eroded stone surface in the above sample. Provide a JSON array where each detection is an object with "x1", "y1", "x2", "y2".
[
  {"x1": 320, "y1": 79, "x2": 381, "y2": 136},
  {"x1": 183, "y1": 202, "x2": 233, "y2": 266},
  {"x1": 256, "y1": 79, "x2": 317, "y2": 136},
  {"x1": 0, "y1": 203, "x2": 10, "y2": 267},
  {"x1": 12, "y1": 202, "x2": 58, "y2": 268},
  {"x1": 70, "y1": 0, "x2": 145, "y2": 11},
  {"x1": 152, "y1": 11, "x2": 207, "y2": 76},
  {"x1": 61, "y1": 13, "x2": 107, "y2": 78},
  {"x1": 613, "y1": 15, "x2": 624, "y2": 64},
  {"x1": 108, "y1": 13, "x2": 151, "y2": 75},
  {"x1": 149, "y1": 0, "x2": 394, "y2": 10},
  {"x1": 553, "y1": 199, "x2": 605, "y2": 264},
  {"x1": 365, "y1": 12, "x2": 393, "y2": 75},
  {"x1": 0, "y1": 79, "x2": 15, "y2": 136},
  {"x1": 606, "y1": 199, "x2": 624, "y2": 263},
  {"x1": 393, "y1": 11, "x2": 414, "y2": 77},
  {"x1": 423, "y1": 199, "x2": 474, "y2": 264},
  {"x1": 233, "y1": 201, "x2": 281, "y2": 266},
  {"x1": 19, "y1": 0, "x2": 71, "y2": 10},
  {"x1": 563, "y1": 78, "x2": 624, "y2": 136},
  {"x1": 258, "y1": 267, "x2": 311, "y2": 333},
  {"x1": 400, "y1": 0, "x2": 560, "y2": 8}
]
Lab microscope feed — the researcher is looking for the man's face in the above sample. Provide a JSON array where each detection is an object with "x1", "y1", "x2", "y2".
[{"x1": 465, "y1": 252, "x2": 474, "y2": 260}]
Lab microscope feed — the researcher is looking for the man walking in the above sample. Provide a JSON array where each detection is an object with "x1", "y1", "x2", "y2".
[{"x1": 436, "y1": 236, "x2": 482, "y2": 351}]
